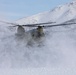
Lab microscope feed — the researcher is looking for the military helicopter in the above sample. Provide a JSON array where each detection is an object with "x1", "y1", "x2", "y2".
[
  {"x1": 0, "y1": 20, "x2": 76, "y2": 39},
  {"x1": 0, "y1": 20, "x2": 76, "y2": 47},
  {"x1": 0, "y1": 20, "x2": 55, "y2": 36}
]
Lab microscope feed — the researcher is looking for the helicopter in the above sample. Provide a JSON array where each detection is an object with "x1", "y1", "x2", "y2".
[
  {"x1": 0, "y1": 20, "x2": 76, "y2": 47},
  {"x1": 0, "y1": 20, "x2": 76, "y2": 40},
  {"x1": 0, "y1": 20, "x2": 56, "y2": 37}
]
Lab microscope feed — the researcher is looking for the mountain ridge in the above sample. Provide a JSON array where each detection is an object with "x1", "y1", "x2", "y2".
[{"x1": 16, "y1": 0, "x2": 76, "y2": 24}]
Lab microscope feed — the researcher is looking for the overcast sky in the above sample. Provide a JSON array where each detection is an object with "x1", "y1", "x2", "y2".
[{"x1": 0, "y1": 0, "x2": 72, "y2": 21}]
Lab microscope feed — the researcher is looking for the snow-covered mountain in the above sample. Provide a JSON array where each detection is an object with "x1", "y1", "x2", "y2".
[
  {"x1": 0, "y1": 1, "x2": 76, "y2": 75},
  {"x1": 16, "y1": 0, "x2": 76, "y2": 24}
]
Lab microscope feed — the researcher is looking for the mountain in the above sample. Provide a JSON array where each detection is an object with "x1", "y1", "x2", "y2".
[{"x1": 16, "y1": 0, "x2": 76, "y2": 24}]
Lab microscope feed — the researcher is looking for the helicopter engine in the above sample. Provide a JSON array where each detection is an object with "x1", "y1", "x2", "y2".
[{"x1": 17, "y1": 25, "x2": 25, "y2": 35}]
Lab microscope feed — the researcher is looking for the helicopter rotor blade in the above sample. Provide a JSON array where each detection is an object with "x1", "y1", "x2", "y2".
[
  {"x1": 22, "y1": 22, "x2": 56, "y2": 26},
  {"x1": 0, "y1": 20, "x2": 19, "y2": 26},
  {"x1": 21, "y1": 22, "x2": 76, "y2": 27},
  {"x1": 42, "y1": 22, "x2": 76, "y2": 28}
]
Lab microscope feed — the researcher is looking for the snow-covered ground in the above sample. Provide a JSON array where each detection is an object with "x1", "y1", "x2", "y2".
[
  {"x1": 0, "y1": 0, "x2": 76, "y2": 75},
  {"x1": 0, "y1": 22, "x2": 76, "y2": 75},
  {"x1": 0, "y1": 67, "x2": 76, "y2": 75}
]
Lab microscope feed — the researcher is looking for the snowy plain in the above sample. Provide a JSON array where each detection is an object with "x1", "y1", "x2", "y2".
[{"x1": 0, "y1": 21, "x2": 76, "y2": 75}]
